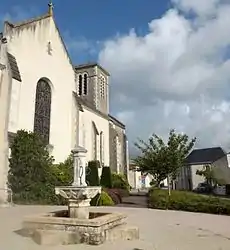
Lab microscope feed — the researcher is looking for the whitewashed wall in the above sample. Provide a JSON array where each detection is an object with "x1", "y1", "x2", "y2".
[
  {"x1": 79, "y1": 106, "x2": 110, "y2": 168},
  {"x1": 0, "y1": 44, "x2": 11, "y2": 203},
  {"x1": 5, "y1": 16, "x2": 75, "y2": 163}
]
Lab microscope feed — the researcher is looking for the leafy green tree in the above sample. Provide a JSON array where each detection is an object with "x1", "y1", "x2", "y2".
[
  {"x1": 134, "y1": 129, "x2": 196, "y2": 195},
  {"x1": 196, "y1": 164, "x2": 227, "y2": 187},
  {"x1": 8, "y1": 130, "x2": 55, "y2": 204}
]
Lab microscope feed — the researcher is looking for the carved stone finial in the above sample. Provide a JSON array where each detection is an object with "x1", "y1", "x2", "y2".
[{"x1": 48, "y1": 1, "x2": 54, "y2": 16}]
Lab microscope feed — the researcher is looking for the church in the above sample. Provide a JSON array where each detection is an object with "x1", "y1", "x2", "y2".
[{"x1": 0, "y1": 3, "x2": 129, "y2": 203}]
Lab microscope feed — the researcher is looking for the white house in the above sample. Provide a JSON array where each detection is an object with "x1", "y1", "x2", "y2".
[{"x1": 176, "y1": 147, "x2": 230, "y2": 191}]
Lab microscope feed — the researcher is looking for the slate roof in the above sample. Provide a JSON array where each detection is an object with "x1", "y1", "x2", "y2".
[
  {"x1": 5, "y1": 13, "x2": 50, "y2": 28},
  {"x1": 72, "y1": 91, "x2": 125, "y2": 130},
  {"x1": 75, "y1": 63, "x2": 110, "y2": 76},
  {"x1": 109, "y1": 114, "x2": 125, "y2": 129},
  {"x1": 7, "y1": 53, "x2": 22, "y2": 82},
  {"x1": 185, "y1": 147, "x2": 226, "y2": 165}
]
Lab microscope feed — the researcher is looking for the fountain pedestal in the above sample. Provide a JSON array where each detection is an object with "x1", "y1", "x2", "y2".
[{"x1": 55, "y1": 186, "x2": 101, "y2": 219}]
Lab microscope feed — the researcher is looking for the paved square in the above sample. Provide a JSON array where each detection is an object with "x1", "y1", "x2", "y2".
[{"x1": 0, "y1": 205, "x2": 229, "y2": 250}]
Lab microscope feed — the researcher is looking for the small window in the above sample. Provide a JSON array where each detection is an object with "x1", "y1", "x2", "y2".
[
  {"x1": 83, "y1": 73, "x2": 88, "y2": 95},
  {"x1": 78, "y1": 75, "x2": 82, "y2": 95}
]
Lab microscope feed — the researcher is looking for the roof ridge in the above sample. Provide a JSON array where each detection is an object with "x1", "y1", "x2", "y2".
[
  {"x1": 5, "y1": 13, "x2": 51, "y2": 28},
  {"x1": 193, "y1": 146, "x2": 223, "y2": 151}
]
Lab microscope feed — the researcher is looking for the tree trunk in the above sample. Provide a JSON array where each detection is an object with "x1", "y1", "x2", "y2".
[{"x1": 167, "y1": 175, "x2": 171, "y2": 196}]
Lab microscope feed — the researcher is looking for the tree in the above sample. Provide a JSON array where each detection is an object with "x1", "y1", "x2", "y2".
[
  {"x1": 134, "y1": 129, "x2": 196, "y2": 195},
  {"x1": 196, "y1": 164, "x2": 227, "y2": 187},
  {"x1": 8, "y1": 130, "x2": 55, "y2": 204}
]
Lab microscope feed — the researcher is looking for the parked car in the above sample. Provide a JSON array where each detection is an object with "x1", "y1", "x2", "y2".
[{"x1": 194, "y1": 183, "x2": 212, "y2": 193}]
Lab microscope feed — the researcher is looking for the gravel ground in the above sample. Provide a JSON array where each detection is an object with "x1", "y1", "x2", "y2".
[{"x1": 0, "y1": 205, "x2": 230, "y2": 250}]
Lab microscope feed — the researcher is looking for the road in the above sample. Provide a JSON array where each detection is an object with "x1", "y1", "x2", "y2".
[{"x1": 1, "y1": 205, "x2": 230, "y2": 250}]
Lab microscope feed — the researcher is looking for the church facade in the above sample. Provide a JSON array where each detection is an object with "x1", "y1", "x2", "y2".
[{"x1": 0, "y1": 7, "x2": 129, "y2": 202}]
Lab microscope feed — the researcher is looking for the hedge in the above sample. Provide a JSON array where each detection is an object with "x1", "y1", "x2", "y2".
[
  {"x1": 148, "y1": 188, "x2": 230, "y2": 215},
  {"x1": 86, "y1": 160, "x2": 100, "y2": 186},
  {"x1": 104, "y1": 188, "x2": 122, "y2": 204},
  {"x1": 100, "y1": 166, "x2": 112, "y2": 188}
]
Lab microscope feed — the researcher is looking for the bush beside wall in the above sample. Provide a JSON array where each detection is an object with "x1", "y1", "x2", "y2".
[
  {"x1": 100, "y1": 166, "x2": 112, "y2": 188},
  {"x1": 111, "y1": 173, "x2": 130, "y2": 192},
  {"x1": 148, "y1": 188, "x2": 230, "y2": 215},
  {"x1": 90, "y1": 191, "x2": 114, "y2": 206}
]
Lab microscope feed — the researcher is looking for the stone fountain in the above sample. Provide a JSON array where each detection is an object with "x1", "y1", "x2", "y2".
[{"x1": 20, "y1": 146, "x2": 139, "y2": 246}]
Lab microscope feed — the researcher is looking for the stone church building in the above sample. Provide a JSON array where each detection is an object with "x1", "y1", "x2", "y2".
[{"x1": 0, "y1": 4, "x2": 129, "y2": 203}]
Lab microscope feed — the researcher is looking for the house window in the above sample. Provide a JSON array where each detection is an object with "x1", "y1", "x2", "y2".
[
  {"x1": 78, "y1": 75, "x2": 83, "y2": 95},
  {"x1": 83, "y1": 73, "x2": 88, "y2": 95},
  {"x1": 34, "y1": 78, "x2": 52, "y2": 145}
]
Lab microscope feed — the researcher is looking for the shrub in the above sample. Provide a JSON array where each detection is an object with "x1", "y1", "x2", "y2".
[
  {"x1": 148, "y1": 188, "x2": 230, "y2": 215},
  {"x1": 52, "y1": 155, "x2": 73, "y2": 186},
  {"x1": 111, "y1": 173, "x2": 130, "y2": 191},
  {"x1": 100, "y1": 166, "x2": 112, "y2": 188},
  {"x1": 104, "y1": 188, "x2": 122, "y2": 204},
  {"x1": 86, "y1": 161, "x2": 100, "y2": 186},
  {"x1": 8, "y1": 130, "x2": 56, "y2": 204},
  {"x1": 90, "y1": 191, "x2": 114, "y2": 206}
]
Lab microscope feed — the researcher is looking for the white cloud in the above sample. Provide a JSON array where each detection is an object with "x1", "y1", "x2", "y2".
[
  {"x1": 98, "y1": 0, "x2": 230, "y2": 153},
  {"x1": 172, "y1": 0, "x2": 221, "y2": 17}
]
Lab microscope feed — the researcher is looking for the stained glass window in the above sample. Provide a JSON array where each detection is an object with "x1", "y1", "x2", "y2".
[
  {"x1": 83, "y1": 73, "x2": 88, "y2": 95},
  {"x1": 33, "y1": 79, "x2": 52, "y2": 145},
  {"x1": 78, "y1": 75, "x2": 83, "y2": 95}
]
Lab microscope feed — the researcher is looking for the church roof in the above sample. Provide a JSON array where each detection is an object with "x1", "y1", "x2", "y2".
[
  {"x1": 4, "y1": 13, "x2": 51, "y2": 28},
  {"x1": 109, "y1": 115, "x2": 125, "y2": 129},
  {"x1": 4, "y1": 9, "x2": 76, "y2": 75},
  {"x1": 75, "y1": 63, "x2": 110, "y2": 76},
  {"x1": 72, "y1": 91, "x2": 125, "y2": 130},
  {"x1": 7, "y1": 53, "x2": 22, "y2": 82}
]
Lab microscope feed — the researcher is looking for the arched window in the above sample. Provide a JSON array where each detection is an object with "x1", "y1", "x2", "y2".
[
  {"x1": 34, "y1": 79, "x2": 52, "y2": 145},
  {"x1": 100, "y1": 131, "x2": 104, "y2": 165},
  {"x1": 78, "y1": 75, "x2": 83, "y2": 95},
  {"x1": 83, "y1": 73, "x2": 88, "y2": 95}
]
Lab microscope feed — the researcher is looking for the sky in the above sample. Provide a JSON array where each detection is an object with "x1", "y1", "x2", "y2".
[{"x1": 1, "y1": 0, "x2": 230, "y2": 155}]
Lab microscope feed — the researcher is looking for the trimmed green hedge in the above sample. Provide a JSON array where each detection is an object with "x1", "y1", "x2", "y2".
[
  {"x1": 148, "y1": 188, "x2": 230, "y2": 215},
  {"x1": 86, "y1": 160, "x2": 100, "y2": 186},
  {"x1": 100, "y1": 166, "x2": 112, "y2": 188}
]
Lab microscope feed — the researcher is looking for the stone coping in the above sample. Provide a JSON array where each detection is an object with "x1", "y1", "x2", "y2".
[
  {"x1": 23, "y1": 211, "x2": 126, "y2": 227},
  {"x1": 55, "y1": 186, "x2": 101, "y2": 190}
]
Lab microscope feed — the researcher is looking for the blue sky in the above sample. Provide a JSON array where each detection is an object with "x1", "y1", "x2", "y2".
[{"x1": 0, "y1": 0, "x2": 171, "y2": 63}]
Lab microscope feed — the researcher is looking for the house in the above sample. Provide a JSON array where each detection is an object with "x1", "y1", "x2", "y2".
[
  {"x1": 128, "y1": 161, "x2": 153, "y2": 189},
  {"x1": 176, "y1": 147, "x2": 227, "y2": 190}
]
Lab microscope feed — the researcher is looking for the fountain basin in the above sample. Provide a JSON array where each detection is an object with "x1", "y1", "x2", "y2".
[{"x1": 21, "y1": 210, "x2": 139, "y2": 245}]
